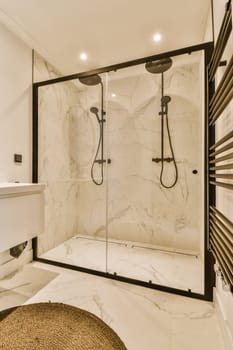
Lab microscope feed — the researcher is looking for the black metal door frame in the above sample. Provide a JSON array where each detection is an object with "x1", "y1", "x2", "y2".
[{"x1": 32, "y1": 42, "x2": 215, "y2": 301}]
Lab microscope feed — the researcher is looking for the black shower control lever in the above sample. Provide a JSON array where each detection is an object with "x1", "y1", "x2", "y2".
[
  {"x1": 152, "y1": 158, "x2": 161, "y2": 163},
  {"x1": 158, "y1": 108, "x2": 168, "y2": 116},
  {"x1": 94, "y1": 159, "x2": 111, "y2": 164},
  {"x1": 152, "y1": 157, "x2": 173, "y2": 163}
]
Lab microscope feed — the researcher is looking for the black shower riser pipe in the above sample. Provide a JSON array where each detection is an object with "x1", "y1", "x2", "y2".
[{"x1": 152, "y1": 157, "x2": 174, "y2": 163}]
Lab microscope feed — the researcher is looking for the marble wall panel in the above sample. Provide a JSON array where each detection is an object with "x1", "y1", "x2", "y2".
[
  {"x1": 107, "y1": 57, "x2": 203, "y2": 252},
  {"x1": 35, "y1": 54, "x2": 82, "y2": 254}
]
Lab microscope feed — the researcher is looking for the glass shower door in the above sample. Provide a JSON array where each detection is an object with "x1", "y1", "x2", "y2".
[
  {"x1": 106, "y1": 52, "x2": 205, "y2": 294},
  {"x1": 70, "y1": 74, "x2": 108, "y2": 272},
  {"x1": 37, "y1": 74, "x2": 108, "y2": 272},
  {"x1": 36, "y1": 49, "x2": 205, "y2": 294},
  {"x1": 106, "y1": 65, "x2": 159, "y2": 282}
]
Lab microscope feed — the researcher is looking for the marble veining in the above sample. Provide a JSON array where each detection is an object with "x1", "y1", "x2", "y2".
[
  {"x1": 23, "y1": 262, "x2": 225, "y2": 350},
  {"x1": 106, "y1": 65, "x2": 203, "y2": 250},
  {"x1": 0, "y1": 264, "x2": 57, "y2": 311}
]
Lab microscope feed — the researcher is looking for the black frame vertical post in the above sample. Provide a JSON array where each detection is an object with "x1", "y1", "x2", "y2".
[{"x1": 205, "y1": 43, "x2": 215, "y2": 300}]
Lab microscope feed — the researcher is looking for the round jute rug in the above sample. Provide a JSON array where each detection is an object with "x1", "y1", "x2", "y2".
[{"x1": 0, "y1": 302, "x2": 127, "y2": 350}]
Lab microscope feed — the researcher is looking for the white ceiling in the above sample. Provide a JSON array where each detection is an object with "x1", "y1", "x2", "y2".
[{"x1": 0, "y1": 0, "x2": 211, "y2": 75}]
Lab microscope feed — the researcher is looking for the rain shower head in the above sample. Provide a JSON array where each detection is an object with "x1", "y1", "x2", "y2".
[
  {"x1": 79, "y1": 74, "x2": 102, "y2": 86},
  {"x1": 145, "y1": 57, "x2": 173, "y2": 74}
]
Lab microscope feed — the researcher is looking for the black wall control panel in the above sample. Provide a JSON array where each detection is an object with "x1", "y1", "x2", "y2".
[{"x1": 14, "y1": 154, "x2": 22, "y2": 163}]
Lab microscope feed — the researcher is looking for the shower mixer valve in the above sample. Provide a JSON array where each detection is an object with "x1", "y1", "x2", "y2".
[
  {"x1": 152, "y1": 157, "x2": 173, "y2": 163},
  {"x1": 94, "y1": 159, "x2": 111, "y2": 164}
]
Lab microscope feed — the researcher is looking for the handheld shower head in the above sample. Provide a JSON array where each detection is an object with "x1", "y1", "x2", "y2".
[
  {"x1": 162, "y1": 96, "x2": 171, "y2": 105},
  {"x1": 90, "y1": 107, "x2": 99, "y2": 114},
  {"x1": 90, "y1": 106, "x2": 100, "y2": 123}
]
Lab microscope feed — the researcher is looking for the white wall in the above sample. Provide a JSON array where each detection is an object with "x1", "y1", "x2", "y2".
[
  {"x1": 206, "y1": 1, "x2": 233, "y2": 349},
  {"x1": 0, "y1": 22, "x2": 32, "y2": 183},
  {"x1": 0, "y1": 22, "x2": 33, "y2": 278}
]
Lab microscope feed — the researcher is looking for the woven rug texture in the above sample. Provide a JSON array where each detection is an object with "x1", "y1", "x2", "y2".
[{"x1": 0, "y1": 302, "x2": 127, "y2": 350}]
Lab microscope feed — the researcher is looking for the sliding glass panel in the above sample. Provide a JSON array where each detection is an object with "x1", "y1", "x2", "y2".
[
  {"x1": 106, "y1": 51, "x2": 205, "y2": 293},
  {"x1": 37, "y1": 74, "x2": 107, "y2": 272}
]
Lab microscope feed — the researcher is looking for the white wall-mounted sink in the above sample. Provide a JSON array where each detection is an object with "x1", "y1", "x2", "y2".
[{"x1": 0, "y1": 183, "x2": 45, "y2": 253}]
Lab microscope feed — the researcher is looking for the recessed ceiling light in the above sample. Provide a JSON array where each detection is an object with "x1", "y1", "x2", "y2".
[
  {"x1": 153, "y1": 33, "x2": 162, "y2": 42},
  {"x1": 111, "y1": 93, "x2": 116, "y2": 97},
  {"x1": 80, "y1": 52, "x2": 87, "y2": 61}
]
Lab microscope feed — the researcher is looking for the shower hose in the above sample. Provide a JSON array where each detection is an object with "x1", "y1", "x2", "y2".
[
  {"x1": 160, "y1": 101, "x2": 178, "y2": 188},
  {"x1": 91, "y1": 82, "x2": 104, "y2": 186},
  {"x1": 159, "y1": 72, "x2": 178, "y2": 188},
  {"x1": 91, "y1": 117, "x2": 104, "y2": 186}
]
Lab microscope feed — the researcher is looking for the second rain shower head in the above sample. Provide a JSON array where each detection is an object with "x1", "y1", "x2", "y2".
[
  {"x1": 145, "y1": 57, "x2": 173, "y2": 74},
  {"x1": 79, "y1": 74, "x2": 102, "y2": 86}
]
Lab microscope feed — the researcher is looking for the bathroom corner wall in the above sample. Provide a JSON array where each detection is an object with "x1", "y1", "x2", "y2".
[
  {"x1": 33, "y1": 53, "x2": 81, "y2": 255},
  {"x1": 0, "y1": 22, "x2": 33, "y2": 278}
]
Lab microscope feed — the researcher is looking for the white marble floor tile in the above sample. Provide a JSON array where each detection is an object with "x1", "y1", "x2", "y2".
[
  {"x1": 171, "y1": 314, "x2": 225, "y2": 350},
  {"x1": 0, "y1": 264, "x2": 57, "y2": 311},
  {"x1": 169, "y1": 294, "x2": 226, "y2": 350},
  {"x1": 41, "y1": 234, "x2": 203, "y2": 294},
  {"x1": 25, "y1": 262, "x2": 225, "y2": 350}
]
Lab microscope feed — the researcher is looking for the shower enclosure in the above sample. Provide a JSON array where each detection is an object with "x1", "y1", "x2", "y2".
[{"x1": 33, "y1": 43, "x2": 214, "y2": 299}]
